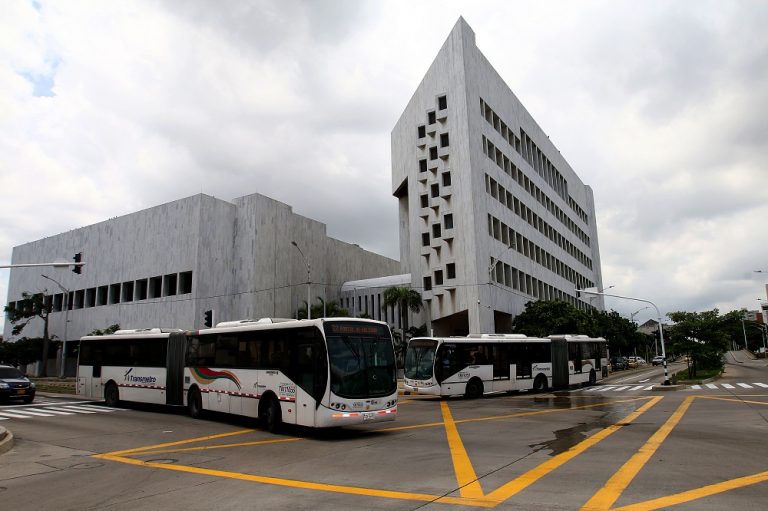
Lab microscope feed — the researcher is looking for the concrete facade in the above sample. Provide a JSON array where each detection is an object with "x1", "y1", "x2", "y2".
[
  {"x1": 391, "y1": 18, "x2": 604, "y2": 336},
  {"x1": 4, "y1": 193, "x2": 399, "y2": 352}
]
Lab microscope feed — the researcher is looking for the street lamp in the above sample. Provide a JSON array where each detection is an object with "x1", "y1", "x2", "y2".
[
  {"x1": 291, "y1": 241, "x2": 311, "y2": 320},
  {"x1": 41, "y1": 274, "x2": 69, "y2": 378},
  {"x1": 580, "y1": 288, "x2": 670, "y2": 385}
]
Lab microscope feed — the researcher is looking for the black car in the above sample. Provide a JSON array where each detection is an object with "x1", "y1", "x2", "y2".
[
  {"x1": 610, "y1": 357, "x2": 628, "y2": 371},
  {"x1": 0, "y1": 365, "x2": 36, "y2": 404}
]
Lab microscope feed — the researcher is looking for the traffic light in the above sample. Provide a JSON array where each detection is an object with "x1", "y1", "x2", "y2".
[
  {"x1": 72, "y1": 252, "x2": 82, "y2": 274},
  {"x1": 204, "y1": 310, "x2": 213, "y2": 328}
]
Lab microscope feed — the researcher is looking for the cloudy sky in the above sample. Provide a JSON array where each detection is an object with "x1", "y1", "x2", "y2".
[{"x1": 2, "y1": 0, "x2": 767, "y2": 326}]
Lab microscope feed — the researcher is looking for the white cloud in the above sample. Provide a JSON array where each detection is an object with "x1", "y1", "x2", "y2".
[{"x1": 2, "y1": 0, "x2": 767, "y2": 327}]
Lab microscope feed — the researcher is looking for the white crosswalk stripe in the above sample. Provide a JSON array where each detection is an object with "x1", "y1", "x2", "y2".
[
  {"x1": 722, "y1": 383, "x2": 736, "y2": 389},
  {"x1": 706, "y1": 383, "x2": 717, "y2": 389},
  {"x1": 612, "y1": 386, "x2": 630, "y2": 391},
  {"x1": 737, "y1": 383, "x2": 753, "y2": 388},
  {"x1": 579, "y1": 382, "x2": 768, "y2": 393},
  {"x1": 755, "y1": 383, "x2": 768, "y2": 388},
  {"x1": 0, "y1": 402, "x2": 128, "y2": 421}
]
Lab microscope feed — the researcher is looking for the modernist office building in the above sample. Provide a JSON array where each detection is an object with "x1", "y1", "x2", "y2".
[
  {"x1": 390, "y1": 18, "x2": 604, "y2": 335},
  {"x1": 3, "y1": 193, "x2": 399, "y2": 356}
]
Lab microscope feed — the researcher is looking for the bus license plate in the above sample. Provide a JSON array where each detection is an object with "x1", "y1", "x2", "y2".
[{"x1": 362, "y1": 412, "x2": 374, "y2": 421}]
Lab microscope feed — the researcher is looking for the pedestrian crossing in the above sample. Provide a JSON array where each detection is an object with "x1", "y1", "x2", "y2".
[
  {"x1": 0, "y1": 402, "x2": 126, "y2": 421},
  {"x1": 577, "y1": 382, "x2": 768, "y2": 393}
]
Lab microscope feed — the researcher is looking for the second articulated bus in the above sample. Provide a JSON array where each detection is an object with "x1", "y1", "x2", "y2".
[
  {"x1": 403, "y1": 333, "x2": 607, "y2": 398},
  {"x1": 77, "y1": 318, "x2": 398, "y2": 431}
]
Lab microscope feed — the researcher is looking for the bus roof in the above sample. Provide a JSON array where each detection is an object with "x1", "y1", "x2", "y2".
[
  {"x1": 192, "y1": 317, "x2": 390, "y2": 335},
  {"x1": 410, "y1": 335, "x2": 550, "y2": 344}
]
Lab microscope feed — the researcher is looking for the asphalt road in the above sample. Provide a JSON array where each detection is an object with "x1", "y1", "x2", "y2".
[{"x1": 1, "y1": 359, "x2": 768, "y2": 511}]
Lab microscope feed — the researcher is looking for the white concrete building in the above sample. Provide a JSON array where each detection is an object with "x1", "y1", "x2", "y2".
[
  {"x1": 4, "y1": 192, "x2": 399, "y2": 372},
  {"x1": 391, "y1": 18, "x2": 604, "y2": 336}
]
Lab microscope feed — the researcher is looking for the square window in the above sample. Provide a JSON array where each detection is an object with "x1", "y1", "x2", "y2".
[
  {"x1": 179, "y1": 271, "x2": 193, "y2": 294},
  {"x1": 418, "y1": 125, "x2": 426, "y2": 138},
  {"x1": 74, "y1": 290, "x2": 84, "y2": 309},
  {"x1": 423, "y1": 276, "x2": 432, "y2": 291},
  {"x1": 135, "y1": 279, "x2": 148, "y2": 300},
  {"x1": 447, "y1": 263, "x2": 456, "y2": 279},
  {"x1": 432, "y1": 223, "x2": 441, "y2": 239},
  {"x1": 163, "y1": 273, "x2": 178, "y2": 296},
  {"x1": 434, "y1": 270, "x2": 444, "y2": 286},
  {"x1": 444, "y1": 214, "x2": 454, "y2": 229},
  {"x1": 85, "y1": 288, "x2": 96, "y2": 308},
  {"x1": 438, "y1": 95, "x2": 447, "y2": 110},
  {"x1": 429, "y1": 146, "x2": 438, "y2": 160},
  {"x1": 97, "y1": 286, "x2": 108, "y2": 306},
  {"x1": 149, "y1": 276, "x2": 162, "y2": 298},
  {"x1": 442, "y1": 172, "x2": 451, "y2": 187},
  {"x1": 431, "y1": 183, "x2": 439, "y2": 198},
  {"x1": 422, "y1": 233, "x2": 430, "y2": 246},
  {"x1": 440, "y1": 133, "x2": 449, "y2": 147},
  {"x1": 122, "y1": 281, "x2": 134, "y2": 302},
  {"x1": 109, "y1": 283, "x2": 121, "y2": 304},
  {"x1": 420, "y1": 194, "x2": 429, "y2": 208},
  {"x1": 428, "y1": 111, "x2": 436, "y2": 124},
  {"x1": 419, "y1": 159, "x2": 427, "y2": 172}
]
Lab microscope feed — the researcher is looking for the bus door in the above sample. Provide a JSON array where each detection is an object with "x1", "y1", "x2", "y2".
[
  {"x1": 89, "y1": 343, "x2": 104, "y2": 398},
  {"x1": 166, "y1": 333, "x2": 186, "y2": 406},
  {"x1": 550, "y1": 339, "x2": 569, "y2": 389},
  {"x1": 492, "y1": 344, "x2": 512, "y2": 392}
]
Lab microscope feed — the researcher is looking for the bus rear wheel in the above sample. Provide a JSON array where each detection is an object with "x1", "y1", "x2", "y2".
[
  {"x1": 465, "y1": 378, "x2": 484, "y2": 399},
  {"x1": 263, "y1": 396, "x2": 282, "y2": 433},
  {"x1": 533, "y1": 374, "x2": 548, "y2": 392},
  {"x1": 188, "y1": 387, "x2": 203, "y2": 419},
  {"x1": 104, "y1": 382, "x2": 120, "y2": 407}
]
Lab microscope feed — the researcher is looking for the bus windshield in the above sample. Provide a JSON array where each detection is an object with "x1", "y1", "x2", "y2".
[
  {"x1": 324, "y1": 322, "x2": 396, "y2": 399},
  {"x1": 404, "y1": 339, "x2": 438, "y2": 380}
]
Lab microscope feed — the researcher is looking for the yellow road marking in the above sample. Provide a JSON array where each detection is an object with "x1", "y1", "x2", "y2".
[
  {"x1": 580, "y1": 397, "x2": 693, "y2": 510},
  {"x1": 484, "y1": 397, "x2": 663, "y2": 504},
  {"x1": 611, "y1": 470, "x2": 768, "y2": 511},
  {"x1": 133, "y1": 437, "x2": 303, "y2": 455},
  {"x1": 697, "y1": 395, "x2": 768, "y2": 406},
  {"x1": 103, "y1": 429, "x2": 256, "y2": 456},
  {"x1": 441, "y1": 401, "x2": 484, "y2": 498}
]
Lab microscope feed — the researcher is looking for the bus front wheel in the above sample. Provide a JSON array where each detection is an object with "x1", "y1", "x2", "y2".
[
  {"x1": 465, "y1": 378, "x2": 484, "y2": 399},
  {"x1": 263, "y1": 396, "x2": 282, "y2": 433},
  {"x1": 104, "y1": 382, "x2": 120, "y2": 407},
  {"x1": 188, "y1": 387, "x2": 203, "y2": 419},
  {"x1": 533, "y1": 374, "x2": 548, "y2": 392}
]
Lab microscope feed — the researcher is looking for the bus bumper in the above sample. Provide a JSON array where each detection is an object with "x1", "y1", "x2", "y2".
[
  {"x1": 403, "y1": 384, "x2": 441, "y2": 396},
  {"x1": 315, "y1": 405, "x2": 397, "y2": 428}
]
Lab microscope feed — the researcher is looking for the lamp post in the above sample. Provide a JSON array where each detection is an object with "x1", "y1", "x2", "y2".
[
  {"x1": 631, "y1": 306, "x2": 653, "y2": 354},
  {"x1": 291, "y1": 241, "x2": 311, "y2": 320},
  {"x1": 581, "y1": 289, "x2": 670, "y2": 385},
  {"x1": 41, "y1": 274, "x2": 69, "y2": 378},
  {"x1": 485, "y1": 246, "x2": 514, "y2": 332}
]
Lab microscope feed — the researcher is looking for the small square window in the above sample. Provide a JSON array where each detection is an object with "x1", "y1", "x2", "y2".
[
  {"x1": 420, "y1": 194, "x2": 429, "y2": 208},
  {"x1": 135, "y1": 279, "x2": 148, "y2": 300},
  {"x1": 109, "y1": 284, "x2": 121, "y2": 305},
  {"x1": 97, "y1": 286, "x2": 108, "y2": 306},
  {"x1": 434, "y1": 270, "x2": 444, "y2": 286},
  {"x1": 442, "y1": 172, "x2": 451, "y2": 186},
  {"x1": 149, "y1": 276, "x2": 162, "y2": 299},
  {"x1": 444, "y1": 214, "x2": 454, "y2": 229},
  {"x1": 418, "y1": 125, "x2": 426, "y2": 138},
  {"x1": 440, "y1": 133, "x2": 449, "y2": 147},
  {"x1": 179, "y1": 271, "x2": 193, "y2": 294},
  {"x1": 428, "y1": 111, "x2": 436, "y2": 124},
  {"x1": 429, "y1": 146, "x2": 438, "y2": 160},
  {"x1": 122, "y1": 282, "x2": 134, "y2": 302},
  {"x1": 419, "y1": 159, "x2": 427, "y2": 172},
  {"x1": 423, "y1": 276, "x2": 432, "y2": 291},
  {"x1": 432, "y1": 223, "x2": 441, "y2": 239},
  {"x1": 431, "y1": 183, "x2": 439, "y2": 198},
  {"x1": 438, "y1": 95, "x2": 447, "y2": 110},
  {"x1": 163, "y1": 273, "x2": 178, "y2": 296},
  {"x1": 447, "y1": 263, "x2": 456, "y2": 279},
  {"x1": 422, "y1": 233, "x2": 430, "y2": 246}
]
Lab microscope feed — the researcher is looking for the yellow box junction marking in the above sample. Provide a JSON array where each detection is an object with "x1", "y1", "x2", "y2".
[{"x1": 92, "y1": 394, "x2": 768, "y2": 509}]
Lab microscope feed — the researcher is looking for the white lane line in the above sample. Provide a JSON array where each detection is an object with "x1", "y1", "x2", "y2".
[
  {"x1": 705, "y1": 383, "x2": 718, "y2": 389},
  {"x1": 55, "y1": 406, "x2": 98, "y2": 414},
  {"x1": 639, "y1": 379, "x2": 651, "y2": 383},
  {"x1": 0, "y1": 410, "x2": 33, "y2": 419},
  {"x1": 643, "y1": 386, "x2": 654, "y2": 390},
  {"x1": 722, "y1": 383, "x2": 735, "y2": 389},
  {"x1": 75, "y1": 404, "x2": 123, "y2": 412},
  {"x1": 8, "y1": 408, "x2": 55, "y2": 417},
  {"x1": 737, "y1": 383, "x2": 753, "y2": 388},
  {"x1": 630, "y1": 385, "x2": 646, "y2": 390},
  {"x1": 692, "y1": 385, "x2": 701, "y2": 389},
  {"x1": 754, "y1": 383, "x2": 768, "y2": 388},
  {"x1": 596, "y1": 386, "x2": 616, "y2": 392},
  {"x1": 612, "y1": 386, "x2": 630, "y2": 391}
]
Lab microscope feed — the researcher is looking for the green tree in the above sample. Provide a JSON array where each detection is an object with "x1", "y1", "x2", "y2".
[
  {"x1": 297, "y1": 299, "x2": 349, "y2": 319},
  {"x1": 511, "y1": 300, "x2": 594, "y2": 338},
  {"x1": 382, "y1": 287, "x2": 423, "y2": 366},
  {"x1": 667, "y1": 309, "x2": 736, "y2": 377},
  {"x1": 88, "y1": 324, "x2": 121, "y2": 336},
  {"x1": 4, "y1": 292, "x2": 54, "y2": 376}
]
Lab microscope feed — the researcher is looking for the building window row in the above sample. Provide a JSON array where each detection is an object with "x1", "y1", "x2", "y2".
[
  {"x1": 6, "y1": 271, "x2": 194, "y2": 314},
  {"x1": 489, "y1": 257, "x2": 593, "y2": 311},
  {"x1": 487, "y1": 213, "x2": 594, "y2": 290},
  {"x1": 486, "y1": 173, "x2": 593, "y2": 269},
  {"x1": 482, "y1": 135, "x2": 591, "y2": 247},
  {"x1": 340, "y1": 292, "x2": 402, "y2": 328}
]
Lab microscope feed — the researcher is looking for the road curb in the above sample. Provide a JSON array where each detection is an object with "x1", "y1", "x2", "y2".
[
  {"x1": 654, "y1": 384, "x2": 682, "y2": 391},
  {"x1": 0, "y1": 426, "x2": 13, "y2": 456}
]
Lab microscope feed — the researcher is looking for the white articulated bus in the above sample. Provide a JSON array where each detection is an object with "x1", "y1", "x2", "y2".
[
  {"x1": 77, "y1": 318, "x2": 398, "y2": 431},
  {"x1": 403, "y1": 333, "x2": 607, "y2": 398}
]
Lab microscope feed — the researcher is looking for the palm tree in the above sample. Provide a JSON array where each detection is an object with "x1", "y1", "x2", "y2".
[{"x1": 382, "y1": 287, "x2": 423, "y2": 365}]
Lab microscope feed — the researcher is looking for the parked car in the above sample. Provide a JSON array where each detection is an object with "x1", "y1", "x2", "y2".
[
  {"x1": 628, "y1": 356, "x2": 646, "y2": 366},
  {"x1": 610, "y1": 356, "x2": 628, "y2": 370},
  {"x1": 652, "y1": 355, "x2": 664, "y2": 366},
  {"x1": 0, "y1": 365, "x2": 35, "y2": 404}
]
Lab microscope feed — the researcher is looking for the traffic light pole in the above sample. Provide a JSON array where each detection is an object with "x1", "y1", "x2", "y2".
[
  {"x1": 580, "y1": 289, "x2": 671, "y2": 386},
  {"x1": 0, "y1": 262, "x2": 85, "y2": 270}
]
